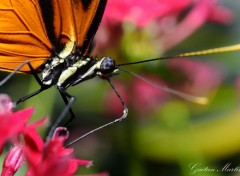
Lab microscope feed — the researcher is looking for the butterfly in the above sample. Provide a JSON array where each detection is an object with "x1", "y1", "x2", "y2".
[
  {"x1": 1, "y1": 0, "x2": 240, "y2": 140},
  {"x1": 0, "y1": 0, "x2": 119, "y2": 135}
]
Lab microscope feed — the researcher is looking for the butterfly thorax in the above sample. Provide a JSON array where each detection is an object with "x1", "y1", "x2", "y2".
[{"x1": 41, "y1": 54, "x2": 118, "y2": 90}]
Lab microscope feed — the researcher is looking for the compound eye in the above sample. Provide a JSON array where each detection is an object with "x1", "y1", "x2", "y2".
[{"x1": 100, "y1": 57, "x2": 116, "y2": 74}]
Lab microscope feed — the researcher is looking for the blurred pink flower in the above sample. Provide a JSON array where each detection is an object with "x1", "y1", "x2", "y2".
[
  {"x1": 0, "y1": 94, "x2": 14, "y2": 114},
  {"x1": 168, "y1": 59, "x2": 222, "y2": 94},
  {"x1": 104, "y1": 0, "x2": 233, "y2": 27},
  {"x1": 96, "y1": 0, "x2": 233, "y2": 52},
  {"x1": 130, "y1": 75, "x2": 168, "y2": 113},
  {"x1": 104, "y1": 0, "x2": 191, "y2": 27},
  {"x1": 104, "y1": 75, "x2": 168, "y2": 116},
  {"x1": 161, "y1": 0, "x2": 234, "y2": 50}
]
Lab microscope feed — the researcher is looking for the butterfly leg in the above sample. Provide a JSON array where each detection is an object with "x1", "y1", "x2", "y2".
[
  {"x1": 58, "y1": 89, "x2": 76, "y2": 126},
  {"x1": 16, "y1": 62, "x2": 49, "y2": 104},
  {"x1": 0, "y1": 61, "x2": 48, "y2": 104},
  {"x1": 47, "y1": 87, "x2": 76, "y2": 138},
  {"x1": 0, "y1": 61, "x2": 42, "y2": 86},
  {"x1": 65, "y1": 78, "x2": 128, "y2": 147}
]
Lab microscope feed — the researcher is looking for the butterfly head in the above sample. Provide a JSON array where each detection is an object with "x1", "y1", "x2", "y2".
[{"x1": 97, "y1": 57, "x2": 119, "y2": 79}]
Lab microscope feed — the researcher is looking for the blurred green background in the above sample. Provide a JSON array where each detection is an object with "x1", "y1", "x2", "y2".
[{"x1": 1, "y1": 0, "x2": 240, "y2": 176}]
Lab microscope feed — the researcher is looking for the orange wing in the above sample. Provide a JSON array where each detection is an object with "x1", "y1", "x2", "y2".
[
  {"x1": 0, "y1": 0, "x2": 107, "y2": 72},
  {"x1": 50, "y1": 0, "x2": 107, "y2": 56},
  {"x1": 49, "y1": 0, "x2": 77, "y2": 58},
  {"x1": 72, "y1": 0, "x2": 107, "y2": 55},
  {"x1": 0, "y1": 0, "x2": 53, "y2": 72}
]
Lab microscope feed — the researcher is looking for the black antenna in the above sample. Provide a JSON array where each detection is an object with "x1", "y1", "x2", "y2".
[{"x1": 116, "y1": 44, "x2": 240, "y2": 67}]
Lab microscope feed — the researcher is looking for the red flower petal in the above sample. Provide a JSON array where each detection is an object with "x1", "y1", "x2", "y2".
[
  {"x1": 0, "y1": 107, "x2": 34, "y2": 153},
  {"x1": 24, "y1": 127, "x2": 89, "y2": 176}
]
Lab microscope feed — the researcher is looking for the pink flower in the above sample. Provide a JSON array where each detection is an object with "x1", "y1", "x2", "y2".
[
  {"x1": 0, "y1": 95, "x2": 34, "y2": 153},
  {"x1": 104, "y1": 0, "x2": 192, "y2": 27},
  {"x1": 161, "y1": 0, "x2": 234, "y2": 50},
  {"x1": 0, "y1": 94, "x2": 14, "y2": 114},
  {"x1": 0, "y1": 94, "x2": 106, "y2": 176},
  {"x1": 24, "y1": 127, "x2": 93, "y2": 176},
  {"x1": 96, "y1": 0, "x2": 233, "y2": 53},
  {"x1": 130, "y1": 75, "x2": 168, "y2": 113},
  {"x1": 1, "y1": 145, "x2": 24, "y2": 176},
  {"x1": 168, "y1": 59, "x2": 222, "y2": 94},
  {"x1": 104, "y1": 75, "x2": 168, "y2": 116},
  {"x1": 104, "y1": 0, "x2": 233, "y2": 27}
]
